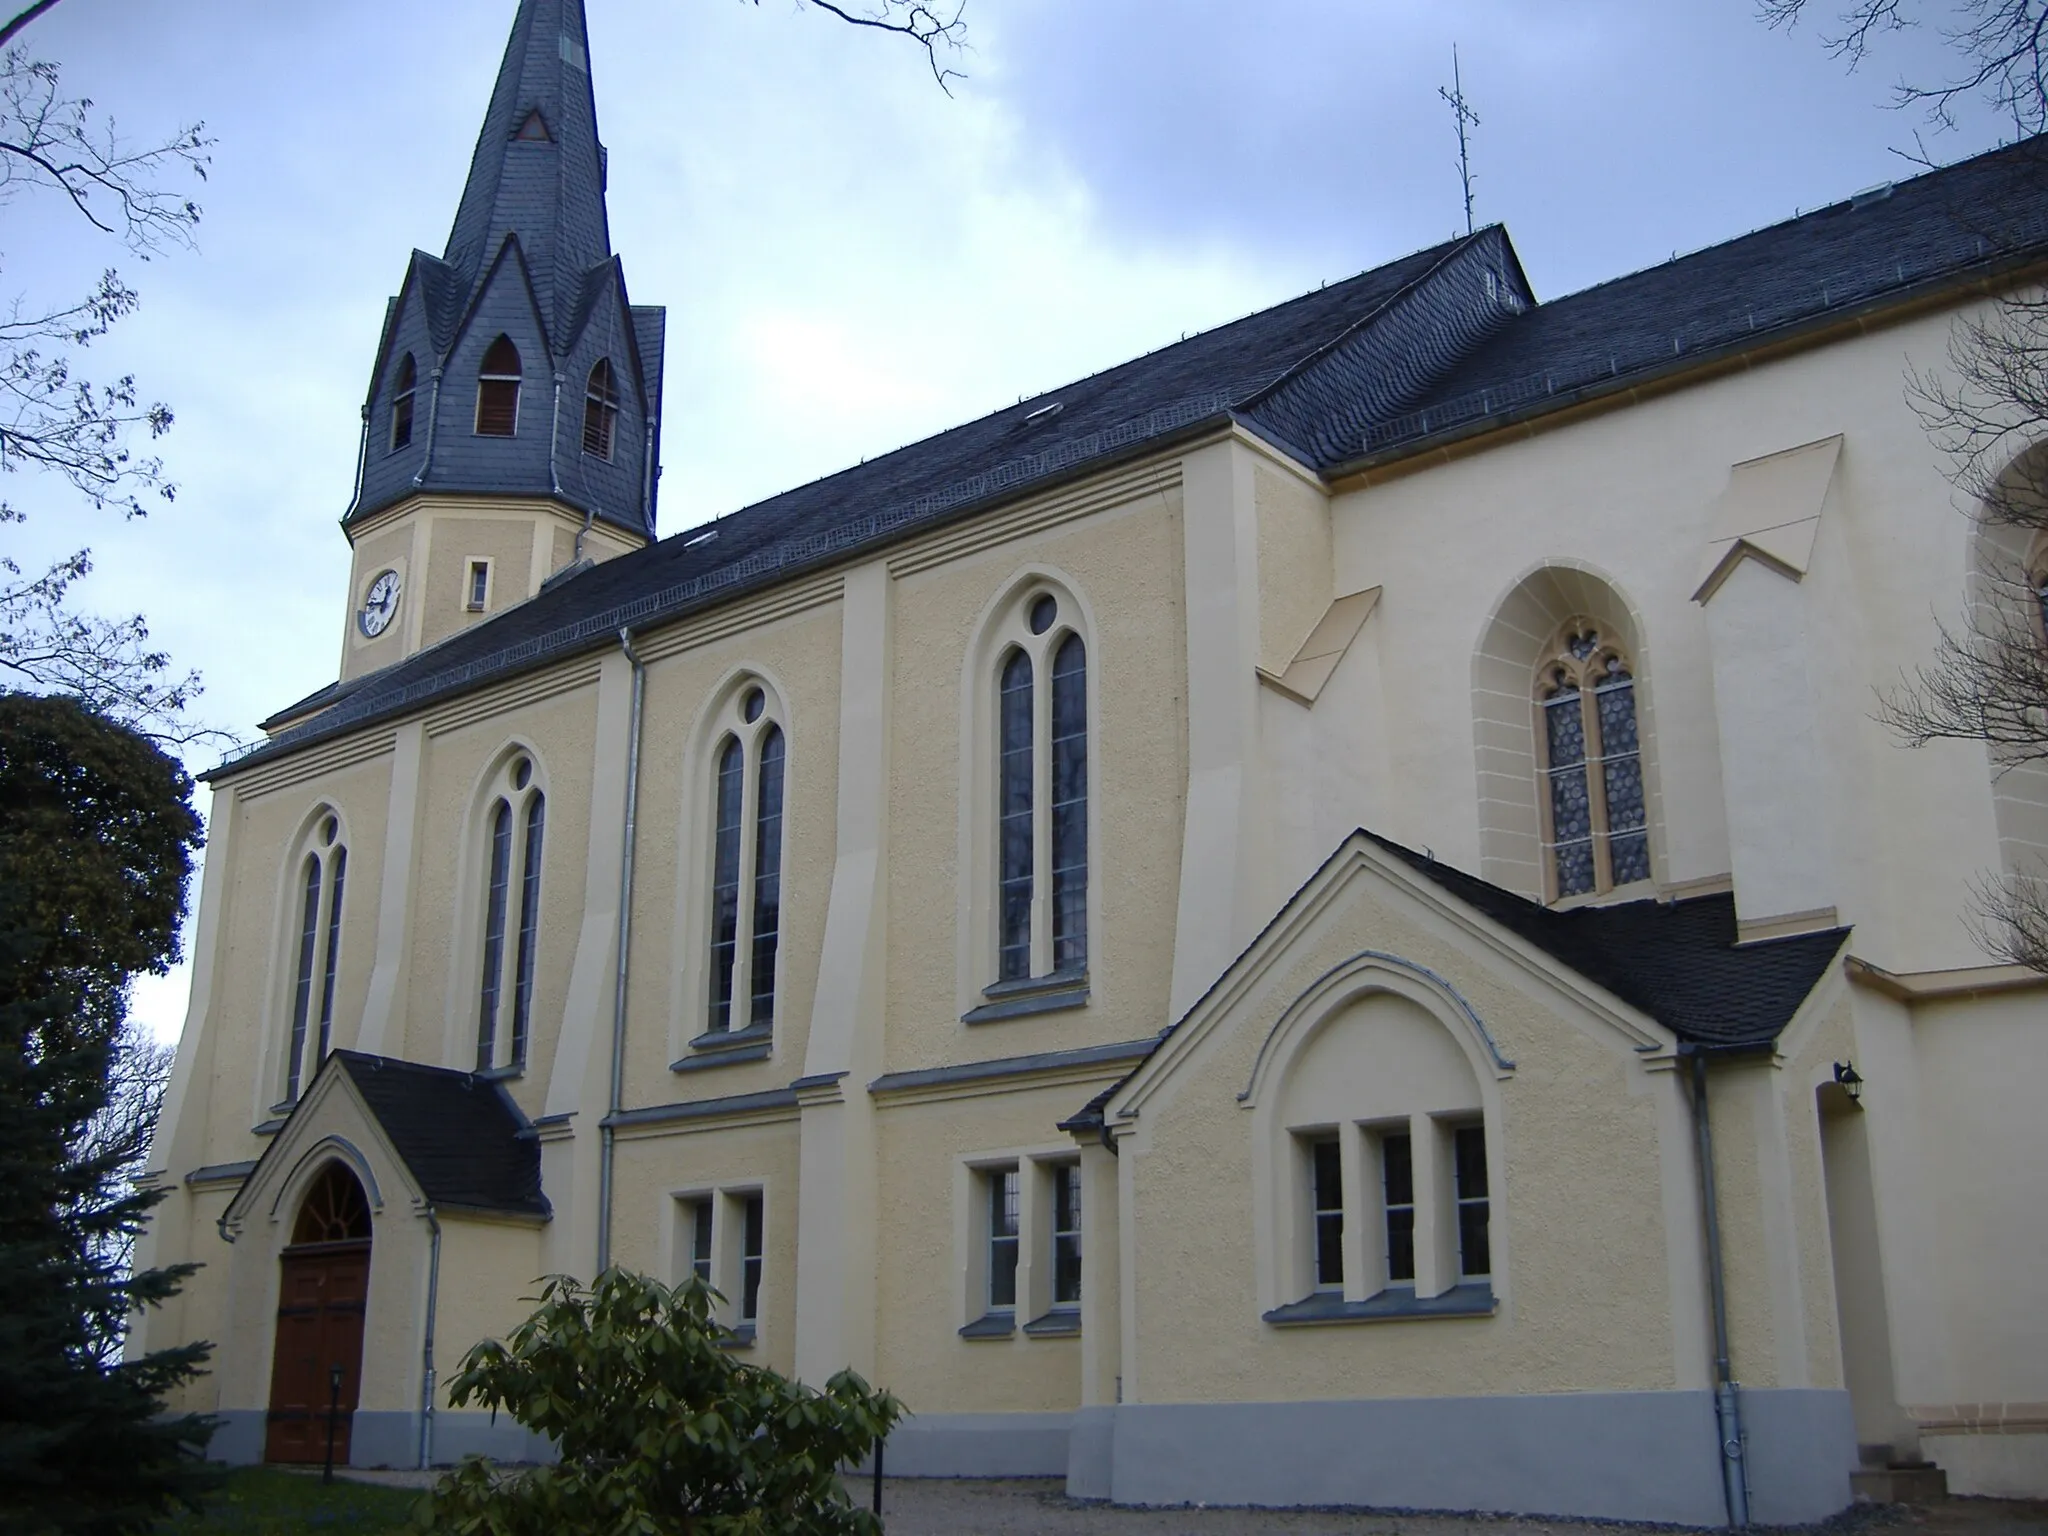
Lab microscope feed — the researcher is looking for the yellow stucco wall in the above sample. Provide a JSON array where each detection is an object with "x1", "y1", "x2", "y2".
[
  {"x1": 1122, "y1": 871, "x2": 1677, "y2": 1404},
  {"x1": 873, "y1": 1084, "x2": 1094, "y2": 1414},
  {"x1": 883, "y1": 487, "x2": 1188, "y2": 1074}
]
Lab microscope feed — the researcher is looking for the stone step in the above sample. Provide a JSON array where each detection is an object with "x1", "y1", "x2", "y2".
[{"x1": 1850, "y1": 1462, "x2": 1949, "y2": 1505}]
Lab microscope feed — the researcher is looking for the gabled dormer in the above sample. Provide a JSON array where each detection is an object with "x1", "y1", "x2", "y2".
[{"x1": 336, "y1": 0, "x2": 664, "y2": 682}]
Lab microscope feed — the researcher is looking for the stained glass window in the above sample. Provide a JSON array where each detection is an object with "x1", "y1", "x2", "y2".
[
  {"x1": 1052, "y1": 1163, "x2": 1083, "y2": 1306},
  {"x1": 1454, "y1": 1125, "x2": 1491, "y2": 1279},
  {"x1": 709, "y1": 737, "x2": 745, "y2": 1032},
  {"x1": 1311, "y1": 1136, "x2": 1344, "y2": 1290},
  {"x1": 477, "y1": 798, "x2": 513, "y2": 1069},
  {"x1": 749, "y1": 726, "x2": 785, "y2": 1029},
  {"x1": 316, "y1": 848, "x2": 347, "y2": 1064},
  {"x1": 1537, "y1": 625, "x2": 1651, "y2": 899},
  {"x1": 288, "y1": 856, "x2": 321, "y2": 1101},
  {"x1": 1382, "y1": 1132, "x2": 1415, "y2": 1285},
  {"x1": 988, "y1": 1168, "x2": 1020, "y2": 1310},
  {"x1": 997, "y1": 649, "x2": 1034, "y2": 981},
  {"x1": 510, "y1": 794, "x2": 545, "y2": 1068},
  {"x1": 740, "y1": 1193, "x2": 764, "y2": 1324},
  {"x1": 1050, "y1": 634, "x2": 1088, "y2": 974}
]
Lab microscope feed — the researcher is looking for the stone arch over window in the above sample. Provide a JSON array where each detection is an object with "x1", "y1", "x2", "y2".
[
  {"x1": 1472, "y1": 564, "x2": 1662, "y2": 903},
  {"x1": 465, "y1": 744, "x2": 548, "y2": 1073},
  {"x1": 475, "y1": 334, "x2": 521, "y2": 437},
  {"x1": 1247, "y1": 956, "x2": 1508, "y2": 1319},
  {"x1": 676, "y1": 672, "x2": 790, "y2": 1050},
  {"x1": 269, "y1": 804, "x2": 350, "y2": 1109},
  {"x1": 958, "y1": 570, "x2": 1098, "y2": 1004},
  {"x1": 1967, "y1": 446, "x2": 2048, "y2": 914}
]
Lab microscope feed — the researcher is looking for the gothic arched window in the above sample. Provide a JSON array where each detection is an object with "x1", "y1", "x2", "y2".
[
  {"x1": 991, "y1": 588, "x2": 1089, "y2": 984},
  {"x1": 283, "y1": 812, "x2": 347, "y2": 1104},
  {"x1": 705, "y1": 683, "x2": 786, "y2": 1037},
  {"x1": 1536, "y1": 623, "x2": 1649, "y2": 899},
  {"x1": 477, "y1": 753, "x2": 545, "y2": 1072},
  {"x1": 582, "y1": 358, "x2": 618, "y2": 460},
  {"x1": 475, "y1": 335, "x2": 521, "y2": 437},
  {"x1": 390, "y1": 352, "x2": 417, "y2": 452}
]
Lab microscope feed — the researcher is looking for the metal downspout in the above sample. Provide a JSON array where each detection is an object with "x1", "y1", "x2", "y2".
[
  {"x1": 639, "y1": 414, "x2": 657, "y2": 534},
  {"x1": 418, "y1": 1206, "x2": 442, "y2": 1470},
  {"x1": 548, "y1": 373, "x2": 564, "y2": 496},
  {"x1": 596, "y1": 626, "x2": 646, "y2": 1274},
  {"x1": 411, "y1": 367, "x2": 444, "y2": 488},
  {"x1": 1689, "y1": 1047, "x2": 1751, "y2": 1527},
  {"x1": 344, "y1": 403, "x2": 371, "y2": 519}
]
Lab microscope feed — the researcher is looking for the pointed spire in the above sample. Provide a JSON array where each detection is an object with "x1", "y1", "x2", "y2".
[{"x1": 444, "y1": 0, "x2": 612, "y2": 346}]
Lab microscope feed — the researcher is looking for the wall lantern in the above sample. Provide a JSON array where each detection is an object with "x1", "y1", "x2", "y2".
[{"x1": 1831, "y1": 1060, "x2": 1863, "y2": 1103}]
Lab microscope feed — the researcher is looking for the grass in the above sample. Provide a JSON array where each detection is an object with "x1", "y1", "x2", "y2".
[{"x1": 160, "y1": 1467, "x2": 424, "y2": 1535}]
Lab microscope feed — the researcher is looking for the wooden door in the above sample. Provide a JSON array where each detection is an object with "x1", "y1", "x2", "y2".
[{"x1": 264, "y1": 1242, "x2": 370, "y2": 1464}]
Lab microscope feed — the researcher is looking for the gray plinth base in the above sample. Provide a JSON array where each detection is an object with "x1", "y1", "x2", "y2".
[
  {"x1": 880, "y1": 1411, "x2": 1073, "y2": 1478},
  {"x1": 1100, "y1": 1388, "x2": 1852, "y2": 1526},
  {"x1": 203, "y1": 1409, "x2": 554, "y2": 1470}
]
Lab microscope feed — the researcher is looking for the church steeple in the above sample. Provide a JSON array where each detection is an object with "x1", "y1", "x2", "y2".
[
  {"x1": 337, "y1": 0, "x2": 665, "y2": 681},
  {"x1": 443, "y1": 0, "x2": 612, "y2": 344}
]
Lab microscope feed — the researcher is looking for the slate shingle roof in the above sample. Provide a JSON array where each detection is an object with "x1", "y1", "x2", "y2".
[
  {"x1": 1363, "y1": 835, "x2": 1850, "y2": 1049},
  {"x1": 223, "y1": 135, "x2": 2048, "y2": 779},
  {"x1": 332, "y1": 1050, "x2": 549, "y2": 1217}
]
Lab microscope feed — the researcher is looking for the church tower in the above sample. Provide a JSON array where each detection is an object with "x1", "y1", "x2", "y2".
[{"x1": 336, "y1": 0, "x2": 664, "y2": 681}]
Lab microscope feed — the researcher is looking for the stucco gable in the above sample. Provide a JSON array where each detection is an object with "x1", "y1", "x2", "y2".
[{"x1": 219, "y1": 1059, "x2": 423, "y2": 1242}]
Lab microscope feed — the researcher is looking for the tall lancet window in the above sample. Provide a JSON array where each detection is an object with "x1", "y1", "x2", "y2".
[
  {"x1": 390, "y1": 353, "x2": 417, "y2": 452},
  {"x1": 704, "y1": 684, "x2": 787, "y2": 1038},
  {"x1": 1536, "y1": 623, "x2": 1649, "y2": 899},
  {"x1": 475, "y1": 335, "x2": 521, "y2": 437},
  {"x1": 582, "y1": 358, "x2": 619, "y2": 460},
  {"x1": 283, "y1": 812, "x2": 348, "y2": 1104},
  {"x1": 989, "y1": 586, "x2": 1090, "y2": 986},
  {"x1": 477, "y1": 753, "x2": 546, "y2": 1072}
]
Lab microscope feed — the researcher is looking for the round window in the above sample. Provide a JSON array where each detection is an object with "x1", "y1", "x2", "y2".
[
  {"x1": 1028, "y1": 594, "x2": 1057, "y2": 634},
  {"x1": 513, "y1": 757, "x2": 532, "y2": 791},
  {"x1": 742, "y1": 686, "x2": 766, "y2": 724}
]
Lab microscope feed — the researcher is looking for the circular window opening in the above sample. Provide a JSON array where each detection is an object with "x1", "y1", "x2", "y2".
[
  {"x1": 320, "y1": 815, "x2": 338, "y2": 847},
  {"x1": 1028, "y1": 594, "x2": 1057, "y2": 634},
  {"x1": 513, "y1": 757, "x2": 532, "y2": 791},
  {"x1": 742, "y1": 686, "x2": 766, "y2": 724}
]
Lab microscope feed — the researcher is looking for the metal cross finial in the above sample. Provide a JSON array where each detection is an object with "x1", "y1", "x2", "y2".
[{"x1": 1439, "y1": 45, "x2": 1481, "y2": 236}]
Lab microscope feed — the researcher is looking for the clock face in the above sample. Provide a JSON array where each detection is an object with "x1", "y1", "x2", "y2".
[{"x1": 359, "y1": 568, "x2": 402, "y2": 638}]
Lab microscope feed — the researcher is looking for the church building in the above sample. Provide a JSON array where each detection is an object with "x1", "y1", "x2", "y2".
[{"x1": 133, "y1": 0, "x2": 2048, "y2": 1521}]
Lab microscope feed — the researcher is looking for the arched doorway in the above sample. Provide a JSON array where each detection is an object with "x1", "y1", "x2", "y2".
[{"x1": 264, "y1": 1162, "x2": 372, "y2": 1464}]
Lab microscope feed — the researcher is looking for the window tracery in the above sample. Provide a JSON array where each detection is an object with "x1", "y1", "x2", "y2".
[
  {"x1": 282, "y1": 811, "x2": 347, "y2": 1105},
  {"x1": 987, "y1": 585, "x2": 1090, "y2": 986},
  {"x1": 703, "y1": 683, "x2": 785, "y2": 1038},
  {"x1": 1535, "y1": 622, "x2": 1649, "y2": 898},
  {"x1": 476, "y1": 753, "x2": 545, "y2": 1072}
]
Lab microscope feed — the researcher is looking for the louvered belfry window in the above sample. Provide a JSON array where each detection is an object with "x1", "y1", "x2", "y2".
[
  {"x1": 475, "y1": 335, "x2": 521, "y2": 437},
  {"x1": 1536, "y1": 623, "x2": 1649, "y2": 899},
  {"x1": 582, "y1": 358, "x2": 619, "y2": 460},
  {"x1": 390, "y1": 352, "x2": 417, "y2": 451}
]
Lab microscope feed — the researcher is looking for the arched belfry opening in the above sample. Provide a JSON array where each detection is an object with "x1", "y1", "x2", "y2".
[{"x1": 263, "y1": 1162, "x2": 372, "y2": 1464}]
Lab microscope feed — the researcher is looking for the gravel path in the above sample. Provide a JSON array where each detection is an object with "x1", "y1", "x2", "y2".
[{"x1": 333, "y1": 1469, "x2": 2047, "y2": 1534}]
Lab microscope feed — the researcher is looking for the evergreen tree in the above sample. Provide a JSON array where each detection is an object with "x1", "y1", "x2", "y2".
[{"x1": 0, "y1": 691, "x2": 215, "y2": 1534}]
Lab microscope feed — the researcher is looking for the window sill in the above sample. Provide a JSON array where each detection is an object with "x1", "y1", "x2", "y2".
[
  {"x1": 958, "y1": 1311, "x2": 1017, "y2": 1340},
  {"x1": 1022, "y1": 1309, "x2": 1081, "y2": 1338},
  {"x1": 1262, "y1": 1281, "x2": 1495, "y2": 1328},
  {"x1": 963, "y1": 971, "x2": 1089, "y2": 1025},
  {"x1": 718, "y1": 1324, "x2": 757, "y2": 1351},
  {"x1": 674, "y1": 1027, "x2": 773, "y2": 1073},
  {"x1": 474, "y1": 1064, "x2": 523, "y2": 1082},
  {"x1": 252, "y1": 1117, "x2": 287, "y2": 1138}
]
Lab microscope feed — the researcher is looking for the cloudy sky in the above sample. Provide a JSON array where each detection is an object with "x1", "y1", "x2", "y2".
[{"x1": 3, "y1": 0, "x2": 2009, "y2": 1040}]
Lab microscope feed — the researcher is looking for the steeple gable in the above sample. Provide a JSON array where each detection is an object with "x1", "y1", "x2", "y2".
[
  {"x1": 344, "y1": 0, "x2": 664, "y2": 544},
  {"x1": 443, "y1": 0, "x2": 612, "y2": 344}
]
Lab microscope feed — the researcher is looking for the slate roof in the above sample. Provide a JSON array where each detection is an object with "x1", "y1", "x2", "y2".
[
  {"x1": 331, "y1": 1050, "x2": 549, "y2": 1217},
  {"x1": 222, "y1": 135, "x2": 2048, "y2": 779},
  {"x1": 1363, "y1": 835, "x2": 1850, "y2": 1049}
]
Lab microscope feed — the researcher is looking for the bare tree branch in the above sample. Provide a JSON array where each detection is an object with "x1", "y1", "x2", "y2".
[
  {"x1": 1759, "y1": 0, "x2": 2048, "y2": 134},
  {"x1": 755, "y1": 0, "x2": 968, "y2": 93}
]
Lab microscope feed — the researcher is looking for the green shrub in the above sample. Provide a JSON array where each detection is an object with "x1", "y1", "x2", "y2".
[{"x1": 418, "y1": 1269, "x2": 901, "y2": 1536}]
